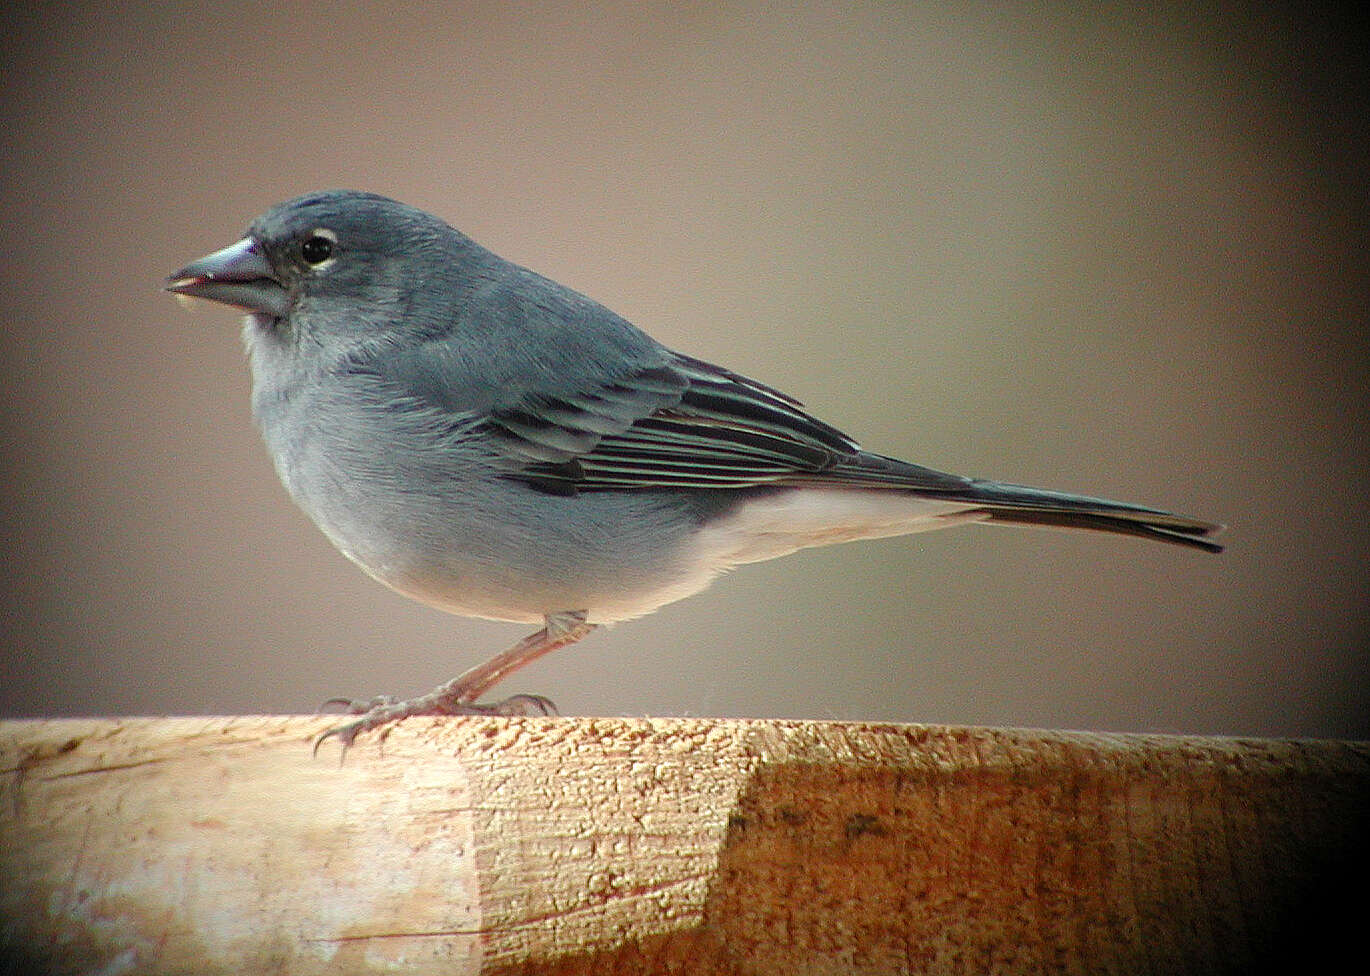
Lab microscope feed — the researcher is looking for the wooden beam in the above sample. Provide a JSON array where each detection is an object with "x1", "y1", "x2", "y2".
[{"x1": 2, "y1": 717, "x2": 1366, "y2": 974}]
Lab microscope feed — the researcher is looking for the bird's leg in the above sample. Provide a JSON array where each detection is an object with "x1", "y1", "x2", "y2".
[{"x1": 315, "y1": 611, "x2": 596, "y2": 755}]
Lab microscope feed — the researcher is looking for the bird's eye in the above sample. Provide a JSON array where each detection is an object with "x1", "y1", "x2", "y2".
[{"x1": 301, "y1": 234, "x2": 334, "y2": 265}]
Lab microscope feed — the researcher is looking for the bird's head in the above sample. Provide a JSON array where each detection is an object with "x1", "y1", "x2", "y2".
[{"x1": 167, "y1": 189, "x2": 467, "y2": 353}]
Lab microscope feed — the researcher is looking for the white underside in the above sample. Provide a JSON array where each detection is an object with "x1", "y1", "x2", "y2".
[
  {"x1": 583, "y1": 489, "x2": 987, "y2": 624},
  {"x1": 365, "y1": 488, "x2": 987, "y2": 627}
]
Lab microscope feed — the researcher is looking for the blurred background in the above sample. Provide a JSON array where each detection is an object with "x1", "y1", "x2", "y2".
[{"x1": 2, "y1": 3, "x2": 1365, "y2": 738}]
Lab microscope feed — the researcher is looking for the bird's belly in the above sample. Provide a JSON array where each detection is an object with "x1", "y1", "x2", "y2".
[
  {"x1": 275, "y1": 448, "x2": 726, "y2": 625},
  {"x1": 381, "y1": 556, "x2": 723, "y2": 627},
  {"x1": 365, "y1": 488, "x2": 986, "y2": 625}
]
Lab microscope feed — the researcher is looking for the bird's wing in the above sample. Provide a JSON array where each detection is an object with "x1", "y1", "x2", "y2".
[
  {"x1": 360, "y1": 339, "x2": 1222, "y2": 551},
  {"x1": 482, "y1": 353, "x2": 972, "y2": 495},
  {"x1": 486, "y1": 355, "x2": 1225, "y2": 551}
]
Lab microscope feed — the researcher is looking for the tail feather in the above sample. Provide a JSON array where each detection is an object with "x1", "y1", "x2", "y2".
[
  {"x1": 772, "y1": 451, "x2": 1223, "y2": 553},
  {"x1": 961, "y1": 480, "x2": 1224, "y2": 553}
]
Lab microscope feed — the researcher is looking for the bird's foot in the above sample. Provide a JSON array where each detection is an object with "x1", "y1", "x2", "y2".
[
  {"x1": 314, "y1": 612, "x2": 590, "y2": 758},
  {"x1": 314, "y1": 690, "x2": 558, "y2": 758}
]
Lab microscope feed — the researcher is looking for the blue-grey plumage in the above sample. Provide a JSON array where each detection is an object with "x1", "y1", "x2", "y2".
[{"x1": 166, "y1": 189, "x2": 1222, "y2": 748}]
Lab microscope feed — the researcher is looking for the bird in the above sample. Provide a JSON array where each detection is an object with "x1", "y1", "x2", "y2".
[{"x1": 166, "y1": 189, "x2": 1222, "y2": 749}]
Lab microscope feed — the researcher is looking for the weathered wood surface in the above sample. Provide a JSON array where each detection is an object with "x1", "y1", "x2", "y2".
[{"x1": 2, "y1": 716, "x2": 1366, "y2": 974}]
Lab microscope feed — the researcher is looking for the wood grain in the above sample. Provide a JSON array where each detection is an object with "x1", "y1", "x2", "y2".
[{"x1": 2, "y1": 717, "x2": 1366, "y2": 974}]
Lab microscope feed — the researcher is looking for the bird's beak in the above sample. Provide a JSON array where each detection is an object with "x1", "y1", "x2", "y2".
[{"x1": 165, "y1": 237, "x2": 290, "y2": 317}]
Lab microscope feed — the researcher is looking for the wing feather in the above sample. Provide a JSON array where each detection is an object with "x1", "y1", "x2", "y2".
[{"x1": 486, "y1": 354, "x2": 881, "y2": 491}]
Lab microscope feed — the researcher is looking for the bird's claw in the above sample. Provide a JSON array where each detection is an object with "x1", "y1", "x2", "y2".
[
  {"x1": 489, "y1": 693, "x2": 559, "y2": 716},
  {"x1": 312, "y1": 691, "x2": 560, "y2": 760},
  {"x1": 318, "y1": 694, "x2": 397, "y2": 715}
]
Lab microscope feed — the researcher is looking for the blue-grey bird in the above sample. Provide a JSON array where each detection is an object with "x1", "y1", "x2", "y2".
[{"x1": 166, "y1": 190, "x2": 1222, "y2": 748}]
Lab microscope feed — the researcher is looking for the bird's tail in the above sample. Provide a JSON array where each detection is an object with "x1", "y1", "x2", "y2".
[{"x1": 957, "y1": 480, "x2": 1224, "y2": 553}]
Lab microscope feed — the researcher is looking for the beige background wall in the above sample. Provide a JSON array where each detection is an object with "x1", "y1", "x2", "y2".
[{"x1": 3, "y1": 3, "x2": 1365, "y2": 737}]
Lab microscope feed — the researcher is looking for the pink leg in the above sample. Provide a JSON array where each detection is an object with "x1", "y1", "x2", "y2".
[{"x1": 316, "y1": 610, "x2": 597, "y2": 754}]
